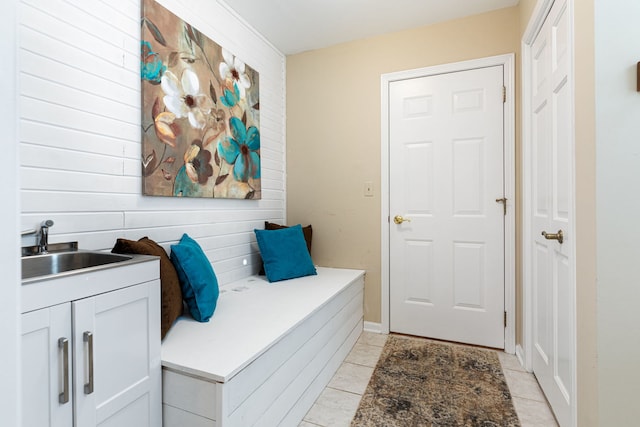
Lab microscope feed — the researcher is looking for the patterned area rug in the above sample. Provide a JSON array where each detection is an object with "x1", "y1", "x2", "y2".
[{"x1": 352, "y1": 335, "x2": 520, "y2": 427}]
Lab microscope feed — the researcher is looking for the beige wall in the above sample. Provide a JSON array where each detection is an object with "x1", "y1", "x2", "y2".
[
  {"x1": 518, "y1": 0, "x2": 538, "y2": 32},
  {"x1": 286, "y1": 7, "x2": 520, "y2": 324},
  {"x1": 288, "y1": 1, "x2": 600, "y2": 424}
]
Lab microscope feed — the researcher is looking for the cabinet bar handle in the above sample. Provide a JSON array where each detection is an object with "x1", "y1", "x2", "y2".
[
  {"x1": 58, "y1": 338, "x2": 69, "y2": 404},
  {"x1": 83, "y1": 331, "x2": 94, "y2": 394}
]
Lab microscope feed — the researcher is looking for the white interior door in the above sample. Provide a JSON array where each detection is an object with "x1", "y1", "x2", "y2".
[
  {"x1": 527, "y1": 0, "x2": 575, "y2": 425},
  {"x1": 389, "y1": 65, "x2": 506, "y2": 349}
]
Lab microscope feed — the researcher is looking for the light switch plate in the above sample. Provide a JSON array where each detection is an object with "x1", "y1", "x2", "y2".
[{"x1": 364, "y1": 181, "x2": 374, "y2": 197}]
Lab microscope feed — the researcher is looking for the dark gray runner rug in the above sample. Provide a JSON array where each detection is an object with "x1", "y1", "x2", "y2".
[{"x1": 352, "y1": 335, "x2": 521, "y2": 426}]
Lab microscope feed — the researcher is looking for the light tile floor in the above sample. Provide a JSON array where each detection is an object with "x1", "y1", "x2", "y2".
[{"x1": 300, "y1": 332, "x2": 558, "y2": 427}]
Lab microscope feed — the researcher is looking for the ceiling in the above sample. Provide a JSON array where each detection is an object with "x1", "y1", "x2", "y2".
[{"x1": 222, "y1": 0, "x2": 520, "y2": 55}]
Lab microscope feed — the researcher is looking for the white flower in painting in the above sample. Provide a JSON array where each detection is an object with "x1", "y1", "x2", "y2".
[
  {"x1": 219, "y1": 48, "x2": 251, "y2": 98},
  {"x1": 161, "y1": 69, "x2": 213, "y2": 130}
]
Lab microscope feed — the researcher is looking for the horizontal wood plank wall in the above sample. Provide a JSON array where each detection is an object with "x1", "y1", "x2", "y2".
[{"x1": 18, "y1": 0, "x2": 286, "y2": 284}]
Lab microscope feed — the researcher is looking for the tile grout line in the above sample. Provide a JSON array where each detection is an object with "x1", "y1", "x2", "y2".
[{"x1": 326, "y1": 385, "x2": 365, "y2": 397}]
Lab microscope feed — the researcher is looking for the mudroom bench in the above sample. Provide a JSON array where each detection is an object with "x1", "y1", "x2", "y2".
[{"x1": 161, "y1": 267, "x2": 365, "y2": 427}]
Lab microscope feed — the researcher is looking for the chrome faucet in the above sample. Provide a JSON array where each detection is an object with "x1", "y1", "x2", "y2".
[{"x1": 38, "y1": 220, "x2": 54, "y2": 254}]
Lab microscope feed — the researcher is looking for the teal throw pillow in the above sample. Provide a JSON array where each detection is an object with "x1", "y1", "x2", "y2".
[
  {"x1": 254, "y1": 224, "x2": 317, "y2": 283},
  {"x1": 170, "y1": 234, "x2": 219, "y2": 322}
]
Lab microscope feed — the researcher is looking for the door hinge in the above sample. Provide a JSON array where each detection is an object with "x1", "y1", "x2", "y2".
[
  {"x1": 504, "y1": 311, "x2": 507, "y2": 327},
  {"x1": 502, "y1": 86, "x2": 506, "y2": 103}
]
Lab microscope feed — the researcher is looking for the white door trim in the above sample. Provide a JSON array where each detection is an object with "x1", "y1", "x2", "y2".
[
  {"x1": 521, "y1": 0, "x2": 577, "y2": 424},
  {"x1": 1, "y1": 1, "x2": 20, "y2": 425},
  {"x1": 381, "y1": 54, "x2": 516, "y2": 353}
]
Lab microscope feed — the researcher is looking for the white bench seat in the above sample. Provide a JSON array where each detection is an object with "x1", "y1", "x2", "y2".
[{"x1": 161, "y1": 267, "x2": 365, "y2": 427}]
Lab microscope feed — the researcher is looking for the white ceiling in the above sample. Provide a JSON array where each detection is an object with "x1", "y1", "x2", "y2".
[{"x1": 222, "y1": 0, "x2": 520, "y2": 55}]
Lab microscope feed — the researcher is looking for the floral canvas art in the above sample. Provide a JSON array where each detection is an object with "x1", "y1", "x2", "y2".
[{"x1": 141, "y1": 0, "x2": 260, "y2": 199}]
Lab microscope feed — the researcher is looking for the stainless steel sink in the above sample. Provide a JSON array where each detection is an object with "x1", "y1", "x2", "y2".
[
  {"x1": 22, "y1": 251, "x2": 133, "y2": 281},
  {"x1": 21, "y1": 241, "x2": 78, "y2": 257}
]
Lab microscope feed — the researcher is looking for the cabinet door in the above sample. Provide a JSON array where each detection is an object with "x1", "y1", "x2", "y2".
[
  {"x1": 73, "y1": 281, "x2": 161, "y2": 427},
  {"x1": 22, "y1": 303, "x2": 73, "y2": 427}
]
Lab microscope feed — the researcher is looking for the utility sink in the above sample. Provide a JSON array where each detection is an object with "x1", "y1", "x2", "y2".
[{"x1": 22, "y1": 251, "x2": 133, "y2": 281}]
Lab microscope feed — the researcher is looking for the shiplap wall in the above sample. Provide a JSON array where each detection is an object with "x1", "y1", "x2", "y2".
[{"x1": 18, "y1": 0, "x2": 286, "y2": 284}]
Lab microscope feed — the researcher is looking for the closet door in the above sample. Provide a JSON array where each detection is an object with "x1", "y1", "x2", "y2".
[{"x1": 527, "y1": 0, "x2": 576, "y2": 425}]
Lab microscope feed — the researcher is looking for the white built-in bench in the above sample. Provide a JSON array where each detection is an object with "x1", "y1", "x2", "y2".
[{"x1": 161, "y1": 267, "x2": 365, "y2": 427}]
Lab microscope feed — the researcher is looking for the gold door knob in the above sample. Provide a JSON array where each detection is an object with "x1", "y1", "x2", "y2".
[
  {"x1": 541, "y1": 230, "x2": 563, "y2": 244},
  {"x1": 393, "y1": 215, "x2": 411, "y2": 225}
]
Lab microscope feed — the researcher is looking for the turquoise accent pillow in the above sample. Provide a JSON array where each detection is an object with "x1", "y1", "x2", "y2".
[
  {"x1": 255, "y1": 224, "x2": 317, "y2": 283},
  {"x1": 170, "y1": 234, "x2": 219, "y2": 322}
]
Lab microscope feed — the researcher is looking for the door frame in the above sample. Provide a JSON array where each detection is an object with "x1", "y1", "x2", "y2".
[
  {"x1": 380, "y1": 54, "x2": 516, "y2": 353},
  {"x1": 521, "y1": 0, "x2": 577, "y2": 424},
  {"x1": 1, "y1": 1, "x2": 20, "y2": 425}
]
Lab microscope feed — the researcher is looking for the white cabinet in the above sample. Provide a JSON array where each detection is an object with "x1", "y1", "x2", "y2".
[
  {"x1": 22, "y1": 303, "x2": 72, "y2": 427},
  {"x1": 21, "y1": 258, "x2": 161, "y2": 427}
]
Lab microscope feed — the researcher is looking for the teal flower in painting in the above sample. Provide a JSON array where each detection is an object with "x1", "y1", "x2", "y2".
[
  {"x1": 220, "y1": 82, "x2": 241, "y2": 108},
  {"x1": 141, "y1": 41, "x2": 165, "y2": 84},
  {"x1": 174, "y1": 165, "x2": 202, "y2": 197},
  {"x1": 218, "y1": 117, "x2": 260, "y2": 182}
]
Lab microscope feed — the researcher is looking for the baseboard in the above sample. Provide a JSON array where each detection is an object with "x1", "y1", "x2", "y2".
[
  {"x1": 515, "y1": 344, "x2": 528, "y2": 371},
  {"x1": 363, "y1": 321, "x2": 382, "y2": 334}
]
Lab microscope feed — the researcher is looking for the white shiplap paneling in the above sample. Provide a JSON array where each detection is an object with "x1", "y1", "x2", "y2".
[{"x1": 19, "y1": 0, "x2": 286, "y2": 285}]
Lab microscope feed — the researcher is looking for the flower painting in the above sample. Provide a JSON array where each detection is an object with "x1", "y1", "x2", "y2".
[{"x1": 141, "y1": 0, "x2": 260, "y2": 199}]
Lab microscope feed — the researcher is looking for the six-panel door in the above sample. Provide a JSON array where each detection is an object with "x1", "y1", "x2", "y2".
[{"x1": 389, "y1": 65, "x2": 506, "y2": 349}]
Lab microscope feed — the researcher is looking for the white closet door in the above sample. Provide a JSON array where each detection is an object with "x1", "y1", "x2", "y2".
[{"x1": 528, "y1": 0, "x2": 576, "y2": 425}]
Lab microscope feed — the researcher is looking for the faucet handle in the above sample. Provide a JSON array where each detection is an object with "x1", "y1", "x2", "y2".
[{"x1": 38, "y1": 220, "x2": 54, "y2": 254}]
